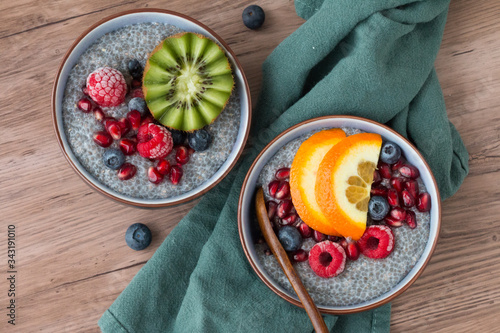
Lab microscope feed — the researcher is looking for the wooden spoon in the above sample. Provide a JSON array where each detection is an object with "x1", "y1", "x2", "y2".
[{"x1": 255, "y1": 187, "x2": 329, "y2": 333}]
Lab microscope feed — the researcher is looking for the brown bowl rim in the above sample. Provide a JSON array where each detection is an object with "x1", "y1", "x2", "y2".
[
  {"x1": 237, "y1": 115, "x2": 441, "y2": 314},
  {"x1": 51, "y1": 8, "x2": 252, "y2": 208}
]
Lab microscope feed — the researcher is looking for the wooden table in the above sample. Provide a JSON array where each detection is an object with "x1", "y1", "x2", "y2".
[{"x1": 1, "y1": 1, "x2": 499, "y2": 331}]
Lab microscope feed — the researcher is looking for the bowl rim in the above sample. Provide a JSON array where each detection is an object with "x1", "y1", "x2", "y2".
[
  {"x1": 237, "y1": 115, "x2": 441, "y2": 314},
  {"x1": 51, "y1": 8, "x2": 252, "y2": 207}
]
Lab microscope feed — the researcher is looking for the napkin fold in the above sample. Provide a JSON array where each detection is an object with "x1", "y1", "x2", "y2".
[{"x1": 99, "y1": 0, "x2": 468, "y2": 332}]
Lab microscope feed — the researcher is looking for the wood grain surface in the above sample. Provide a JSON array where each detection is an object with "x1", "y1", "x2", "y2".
[{"x1": 1, "y1": 0, "x2": 499, "y2": 332}]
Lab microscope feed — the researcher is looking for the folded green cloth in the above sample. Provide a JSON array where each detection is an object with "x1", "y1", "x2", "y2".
[{"x1": 99, "y1": 0, "x2": 468, "y2": 332}]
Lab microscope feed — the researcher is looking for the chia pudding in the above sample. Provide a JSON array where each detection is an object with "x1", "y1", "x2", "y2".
[
  {"x1": 255, "y1": 128, "x2": 430, "y2": 307},
  {"x1": 62, "y1": 22, "x2": 241, "y2": 199}
]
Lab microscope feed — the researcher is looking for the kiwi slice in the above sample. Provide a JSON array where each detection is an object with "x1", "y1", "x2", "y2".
[{"x1": 142, "y1": 32, "x2": 234, "y2": 131}]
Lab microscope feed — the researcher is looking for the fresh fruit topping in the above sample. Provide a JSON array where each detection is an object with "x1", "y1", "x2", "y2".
[
  {"x1": 278, "y1": 226, "x2": 303, "y2": 252},
  {"x1": 345, "y1": 240, "x2": 360, "y2": 261},
  {"x1": 93, "y1": 107, "x2": 105, "y2": 121},
  {"x1": 117, "y1": 163, "x2": 137, "y2": 181},
  {"x1": 102, "y1": 116, "x2": 117, "y2": 128},
  {"x1": 384, "y1": 216, "x2": 403, "y2": 228},
  {"x1": 378, "y1": 162, "x2": 392, "y2": 179},
  {"x1": 391, "y1": 156, "x2": 406, "y2": 171},
  {"x1": 404, "y1": 179, "x2": 419, "y2": 199},
  {"x1": 399, "y1": 164, "x2": 420, "y2": 179},
  {"x1": 127, "y1": 59, "x2": 143, "y2": 80},
  {"x1": 126, "y1": 110, "x2": 142, "y2": 131},
  {"x1": 77, "y1": 97, "x2": 93, "y2": 113},
  {"x1": 118, "y1": 117, "x2": 131, "y2": 136},
  {"x1": 372, "y1": 170, "x2": 382, "y2": 186},
  {"x1": 266, "y1": 201, "x2": 278, "y2": 220},
  {"x1": 313, "y1": 230, "x2": 326, "y2": 243},
  {"x1": 143, "y1": 32, "x2": 234, "y2": 131},
  {"x1": 242, "y1": 5, "x2": 266, "y2": 30},
  {"x1": 328, "y1": 235, "x2": 341, "y2": 242},
  {"x1": 148, "y1": 166, "x2": 164, "y2": 184},
  {"x1": 136, "y1": 123, "x2": 174, "y2": 159},
  {"x1": 107, "y1": 122, "x2": 122, "y2": 141},
  {"x1": 417, "y1": 192, "x2": 431, "y2": 212},
  {"x1": 308, "y1": 241, "x2": 346, "y2": 278},
  {"x1": 316, "y1": 133, "x2": 382, "y2": 240},
  {"x1": 102, "y1": 149, "x2": 125, "y2": 170},
  {"x1": 406, "y1": 210, "x2": 417, "y2": 229},
  {"x1": 170, "y1": 129, "x2": 187, "y2": 146},
  {"x1": 401, "y1": 189, "x2": 415, "y2": 207},
  {"x1": 357, "y1": 225, "x2": 394, "y2": 259},
  {"x1": 390, "y1": 177, "x2": 405, "y2": 193},
  {"x1": 128, "y1": 97, "x2": 147, "y2": 115},
  {"x1": 82, "y1": 85, "x2": 89, "y2": 95},
  {"x1": 275, "y1": 181, "x2": 291, "y2": 200},
  {"x1": 292, "y1": 249, "x2": 308, "y2": 262},
  {"x1": 387, "y1": 188, "x2": 400, "y2": 207},
  {"x1": 275, "y1": 167, "x2": 290, "y2": 180},
  {"x1": 380, "y1": 141, "x2": 401, "y2": 164},
  {"x1": 297, "y1": 222, "x2": 312, "y2": 238},
  {"x1": 389, "y1": 207, "x2": 407, "y2": 221},
  {"x1": 141, "y1": 116, "x2": 154, "y2": 126},
  {"x1": 131, "y1": 79, "x2": 142, "y2": 88},
  {"x1": 119, "y1": 138, "x2": 136, "y2": 155},
  {"x1": 277, "y1": 200, "x2": 293, "y2": 218},
  {"x1": 86, "y1": 67, "x2": 127, "y2": 107},
  {"x1": 175, "y1": 146, "x2": 190, "y2": 165},
  {"x1": 188, "y1": 129, "x2": 212, "y2": 151},
  {"x1": 368, "y1": 196, "x2": 390, "y2": 221},
  {"x1": 156, "y1": 159, "x2": 171, "y2": 175},
  {"x1": 170, "y1": 165, "x2": 183, "y2": 185},
  {"x1": 281, "y1": 213, "x2": 298, "y2": 226},
  {"x1": 93, "y1": 131, "x2": 113, "y2": 147},
  {"x1": 125, "y1": 223, "x2": 152, "y2": 251},
  {"x1": 131, "y1": 88, "x2": 144, "y2": 98},
  {"x1": 268, "y1": 180, "x2": 279, "y2": 198},
  {"x1": 370, "y1": 185, "x2": 388, "y2": 197},
  {"x1": 290, "y1": 129, "x2": 346, "y2": 237}
]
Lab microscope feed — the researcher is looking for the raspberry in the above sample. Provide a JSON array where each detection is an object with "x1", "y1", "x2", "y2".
[
  {"x1": 136, "y1": 123, "x2": 173, "y2": 159},
  {"x1": 357, "y1": 225, "x2": 395, "y2": 259},
  {"x1": 308, "y1": 241, "x2": 346, "y2": 278},
  {"x1": 86, "y1": 67, "x2": 127, "y2": 107}
]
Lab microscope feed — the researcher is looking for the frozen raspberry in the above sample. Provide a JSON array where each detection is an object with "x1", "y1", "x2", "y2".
[
  {"x1": 86, "y1": 67, "x2": 127, "y2": 107},
  {"x1": 357, "y1": 225, "x2": 395, "y2": 259},
  {"x1": 308, "y1": 241, "x2": 346, "y2": 278},
  {"x1": 136, "y1": 123, "x2": 173, "y2": 159}
]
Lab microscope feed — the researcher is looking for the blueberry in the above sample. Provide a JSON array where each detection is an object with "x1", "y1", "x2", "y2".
[
  {"x1": 127, "y1": 59, "x2": 143, "y2": 80},
  {"x1": 278, "y1": 226, "x2": 303, "y2": 252},
  {"x1": 170, "y1": 129, "x2": 186, "y2": 146},
  {"x1": 368, "y1": 196, "x2": 390, "y2": 221},
  {"x1": 242, "y1": 5, "x2": 265, "y2": 30},
  {"x1": 102, "y1": 149, "x2": 125, "y2": 170},
  {"x1": 128, "y1": 97, "x2": 147, "y2": 115},
  {"x1": 188, "y1": 129, "x2": 212, "y2": 151},
  {"x1": 125, "y1": 223, "x2": 152, "y2": 251},
  {"x1": 380, "y1": 141, "x2": 401, "y2": 164}
]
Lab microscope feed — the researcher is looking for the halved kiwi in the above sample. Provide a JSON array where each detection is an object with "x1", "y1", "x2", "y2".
[{"x1": 142, "y1": 32, "x2": 234, "y2": 131}]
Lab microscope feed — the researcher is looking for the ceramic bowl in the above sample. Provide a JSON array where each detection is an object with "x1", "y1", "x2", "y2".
[
  {"x1": 238, "y1": 116, "x2": 441, "y2": 314},
  {"x1": 52, "y1": 9, "x2": 251, "y2": 207}
]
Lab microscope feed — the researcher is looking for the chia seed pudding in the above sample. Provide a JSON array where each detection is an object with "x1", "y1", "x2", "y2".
[
  {"x1": 62, "y1": 22, "x2": 241, "y2": 199},
  {"x1": 255, "y1": 128, "x2": 430, "y2": 307}
]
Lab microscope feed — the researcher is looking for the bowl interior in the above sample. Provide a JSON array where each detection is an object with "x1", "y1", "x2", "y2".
[
  {"x1": 53, "y1": 10, "x2": 250, "y2": 206},
  {"x1": 239, "y1": 116, "x2": 440, "y2": 313}
]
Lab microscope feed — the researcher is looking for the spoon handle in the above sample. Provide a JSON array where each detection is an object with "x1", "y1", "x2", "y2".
[{"x1": 255, "y1": 188, "x2": 329, "y2": 333}]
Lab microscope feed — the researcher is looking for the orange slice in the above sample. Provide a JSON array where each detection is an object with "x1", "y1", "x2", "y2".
[
  {"x1": 315, "y1": 133, "x2": 382, "y2": 240},
  {"x1": 290, "y1": 129, "x2": 346, "y2": 236}
]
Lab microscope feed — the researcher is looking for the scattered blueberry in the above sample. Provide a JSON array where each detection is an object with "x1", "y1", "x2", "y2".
[
  {"x1": 170, "y1": 129, "x2": 187, "y2": 146},
  {"x1": 128, "y1": 97, "x2": 147, "y2": 115},
  {"x1": 102, "y1": 149, "x2": 125, "y2": 170},
  {"x1": 127, "y1": 59, "x2": 143, "y2": 80},
  {"x1": 278, "y1": 226, "x2": 303, "y2": 252},
  {"x1": 242, "y1": 5, "x2": 265, "y2": 30},
  {"x1": 368, "y1": 196, "x2": 390, "y2": 221},
  {"x1": 188, "y1": 129, "x2": 212, "y2": 151},
  {"x1": 380, "y1": 141, "x2": 401, "y2": 164},
  {"x1": 125, "y1": 223, "x2": 152, "y2": 251}
]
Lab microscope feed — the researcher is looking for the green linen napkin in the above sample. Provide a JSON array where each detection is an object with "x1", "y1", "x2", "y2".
[{"x1": 99, "y1": 0, "x2": 468, "y2": 332}]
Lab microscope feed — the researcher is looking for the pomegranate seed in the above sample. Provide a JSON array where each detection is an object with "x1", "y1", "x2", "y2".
[
  {"x1": 82, "y1": 85, "x2": 89, "y2": 95},
  {"x1": 387, "y1": 188, "x2": 400, "y2": 207},
  {"x1": 328, "y1": 235, "x2": 341, "y2": 242},
  {"x1": 339, "y1": 238, "x2": 348, "y2": 249},
  {"x1": 268, "y1": 180, "x2": 280, "y2": 198},
  {"x1": 313, "y1": 230, "x2": 326, "y2": 242},
  {"x1": 141, "y1": 116, "x2": 154, "y2": 126},
  {"x1": 117, "y1": 163, "x2": 137, "y2": 181},
  {"x1": 170, "y1": 165, "x2": 183, "y2": 185},
  {"x1": 378, "y1": 162, "x2": 392, "y2": 179},
  {"x1": 390, "y1": 207, "x2": 407, "y2": 221},
  {"x1": 156, "y1": 159, "x2": 171, "y2": 175},
  {"x1": 148, "y1": 167, "x2": 164, "y2": 184},
  {"x1": 93, "y1": 107, "x2": 105, "y2": 121},
  {"x1": 390, "y1": 177, "x2": 405, "y2": 193},
  {"x1": 266, "y1": 201, "x2": 278, "y2": 220},
  {"x1": 275, "y1": 167, "x2": 290, "y2": 180},
  {"x1": 118, "y1": 117, "x2": 131, "y2": 136},
  {"x1": 77, "y1": 97, "x2": 93, "y2": 113},
  {"x1": 102, "y1": 116, "x2": 116, "y2": 127},
  {"x1": 131, "y1": 88, "x2": 144, "y2": 98},
  {"x1": 93, "y1": 131, "x2": 112, "y2": 147},
  {"x1": 401, "y1": 190, "x2": 415, "y2": 207},
  {"x1": 345, "y1": 241, "x2": 360, "y2": 261},
  {"x1": 281, "y1": 213, "x2": 298, "y2": 226},
  {"x1": 297, "y1": 222, "x2": 312, "y2": 238},
  {"x1": 417, "y1": 192, "x2": 431, "y2": 212},
  {"x1": 384, "y1": 216, "x2": 403, "y2": 227},
  {"x1": 391, "y1": 156, "x2": 406, "y2": 171},
  {"x1": 188, "y1": 147, "x2": 195, "y2": 155},
  {"x1": 372, "y1": 170, "x2": 382, "y2": 186},
  {"x1": 176, "y1": 146, "x2": 190, "y2": 165},
  {"x1": 399, "y1": 164, "x2": 420, "y2": 179},
  {"x1": 131, "y1": 79, "x2": 142, "y2": 88},
  {"x1": 119, "y1": 138, "x2": 137, "y2": 155},
  {"x1": 127, "y1": 110, "x2": 142, "y2": 131},
  {"x1": 107, "y1": 122, "x2": 122, "y2": 140},
  {"x1": 275, "y1": 181, "x2": 290, "y2": 200},
  {"x1": 406, "y1": 210, "x2": 417, "y2": 229},
  {"x1": 371, "y1": 185, "x2": 388, "y2": 197},
  {"x1": 404, "y1": 179, "x2": 419, "y2": 199},
  {"x1": 292, "y1": 249, "x2": 308, "y2": 262},
  {"x1": 277, "y1": 200, "x2": 293, "y2": 218}
]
